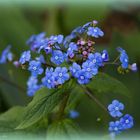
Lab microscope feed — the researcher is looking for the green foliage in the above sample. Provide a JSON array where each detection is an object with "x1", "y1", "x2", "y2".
[
  {"x1": 0, "y1": 106, "x2": 24, "y2": 132},
  {"x1": 47, "y1": 119, "x2": 81, "y2": 139},
  {"x1": 16, "y1": 88, "x2": 64, "y2": 129},
  {"x1": 86, "y1": 73, "x2": 130, "y2": 97}
]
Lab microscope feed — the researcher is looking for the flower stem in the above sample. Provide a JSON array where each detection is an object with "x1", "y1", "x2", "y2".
[
  {"x1": 57, "y1": 93, "x2": 70, "y2": 120},
  {"x1": 80, "y1": 85, "x2": 107, "y2": 112}
]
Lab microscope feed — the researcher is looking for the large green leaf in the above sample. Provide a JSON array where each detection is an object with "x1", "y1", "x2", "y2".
[
  {"x1": 47, "y1": 119, "x2": 81, "y2": 139},
  {"x1": 16, "y1": 81, "x2": 73, "y2": 130},
  {"x1": 0, "y1": 106, "x2": 24, "y2": 132},
  {"x1": 86, "y1": 72, "x2": 130, "y2": 97}
]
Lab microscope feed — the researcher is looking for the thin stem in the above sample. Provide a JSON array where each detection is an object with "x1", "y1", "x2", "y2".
[
  {"x1": 80, "y1": 85, "x2": 107, "y2": 112},
  {"x1": 104, "y1": 55, "x2": 120, "y2": 66},
  {"x1": 113, "y1": 55, "x2": 120, "y2": 64},
  {"x1": 104, "y1": 62, "x2": 119, "y2": 65},
  {"x1": 0, "y1": 75, "x2": 26, "y2": 93},
  {"x1": 57, "y1": 93, "x2": 70, "y2": 120}
]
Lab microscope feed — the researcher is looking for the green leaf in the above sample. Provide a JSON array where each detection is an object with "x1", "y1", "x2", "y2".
[
  {"x1": 65, "y1": 85, "x2": 84, "y2": 112},
  {"x1": 86, "y1": 72, "x2": 130, "y2": 97},
  {"x1": 0, "y1": 106, "x2": 24, "y2": 132},
  {"x1": 16, "y1": 81, "x2": 73, "y2": 130},
  {"x1": 47, "y1": 119, "x2": 81, "y2": 139}
]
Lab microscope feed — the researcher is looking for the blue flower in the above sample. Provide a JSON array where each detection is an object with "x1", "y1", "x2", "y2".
[
  {"x1": 49, "y1": 35, "x2": 63, "y2": 44},
  {"x1": 42, "y1": 68, "x2": 55, "y2": 89},
  {"x1": 35, "y1": 55, "x2": 46, "y2": 64},
  {"x1": 51, "y1": 50, "x2": 66, "y2": 65},
  {"x1": 82, "y1": 61, "x2": 98, "y2": 78},
  {"x1": 0, "y1": 45, "x2": 13, "y2": 64},
  {"x1": 109, "y1": 121, "x2": 123, "y2": 134},
  {"x1": 117, "y1": 47, "x2": 129, "y2": 69},
  {"x1": 28, "y1": 60, "x2": 43, "y2": 76},
  {"x1": 27, "y1": 76, "x2": 41, "y2": 96},
  {"x1": 75, "y1": 69, "x2": 90, "y2": 84},
  {"x1": 108, "y1": 100, "x2": 124, "y2": 118},
  {"x1": 53, "y1": 67, "x2": 70, "y2": 85},
  {"x1": 88, "y1": 53, "x2": 103, "y2": 67},
  {"x1": 120, "y1": 114, "x2": 134, "y2": 130},
  {"x1": 71, "y1": 26, "x2": 85, "y2": 38},
  {"x1": 87, "y1": 27, "x2": 104, "y2": 38},
  {"x1": 102, "y1": 50, "x2": 109, "y2": 62},
  {"x1": 69, "y1": 62, "x2": 81, "y2": 77},
  {"x1": 67, "y1": 42, "x2": 78, "y2": 58},
  {"x1": 26, "y1": 32, "x2": 46, "y2": 51},
  {"x1": 69, "y1": 110, "x2": 79, "y2": 119},
  {"x1": 130, "y1": 63, "x2": 137, "y2": 72},
  {"x1": 19, "y1": 50, "x2": 31, "y2": 64}
]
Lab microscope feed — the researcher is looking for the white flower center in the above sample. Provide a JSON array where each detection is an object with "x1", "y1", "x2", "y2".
[
  {"x1": 55, "y1": 56, "x2": 58, "y2": 60},
  {"x1": 33, "y1": 66, "x2": 37, "y2": 70},
  {"x1": 92, "y1": 59, "x2": 96, "y2": 63},
  {"x1": 94, "y1": 29, "x2": 97, "y2": 33},
  {"x1": 125, "y1": 119, "x2": 129, "y2": 123},
  {"x1": 48, "y1": 79, "x2": 51, "y2": 83},
  {"x1": 59, "y1": 73, "x2": 63, "y2": 77},
  {"x1": 87, "y1": 68, "x2": 91, "y2": 71},
  {"x1": 115, "y1": 107, "x2": 119, "y2": 111},
  {"x1": 80, "y1": 76, "x2": 84, "y2": 80},
  {"x1": 54, "y1": 37, "x2": 57, "y2": 41},
  {"x1": 124, "y1": 58, "x2": 128, "y2": 62}
]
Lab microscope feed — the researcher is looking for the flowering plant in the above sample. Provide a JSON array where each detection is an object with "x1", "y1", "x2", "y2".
[{"x1": 0, "y1": 20, "x2": 137, "y2": 138}]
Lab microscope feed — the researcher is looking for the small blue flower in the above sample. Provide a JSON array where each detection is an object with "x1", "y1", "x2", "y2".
[
  {"x1": 75, "y1": 69, "x2": 90, "y2": 84},
  {"x1": 88, "y1": 53, "x2": 103, "y2": 67},
  {"x1": 26, "y1": 32, "x2": 46, "y2": 51},
  {"x1": 28, "y1": 60, "x2": 43, "y2": 76},
  {"x1": 51, "y1": 50, "x2": 66, "y2": 65},
  {"x1": 19, "y1": 50, "x2": 31, "y2": 64},
  {"x1": 102, "y1": 50, "x2": 109, "y2": 62},
  {"x1": 49, "y1": 35, "x2": 64, "y2": 44},
  {"x1": 35, "y1": 55, "x2": 46, "y2": 64},
  {"x1": 69, "y1": 110, "x2": 79, "y2": 119},
  {"x1": 53, "y1": 67, "x2": 70, "y2": 85},
  {"x1": 87, "y1": 27, "x2": 104, "y2": 38},
  {"x1": 108, "y1": 100, "x2": 124, "y2": 118},
  {"x1": 120, "y1": 114, "x2": 134, "y2": 130},
  {"x1": 0, "y1": 45, "x2": 13, "y2": 64},
  {"x1": 69, "y1": 62, "x2": 81, "y2": 77},
  {"x1": 82, "y1": 61, "x2": 98, "y2": 78},
  {"x1": 130, "y1": 63, "x2": 137, "y2": 72},
  {"x1": 67, "y1": 42, "x2": 78, "y2": 58},
  {"x1": 117, "y1": 47, "x2": 129, "y2": 69},
  {"x1": 109, "y1": 121, "x2": 123, "y2": 134},
  {"x1": 42, "y1": 68, "x2": 55, "y2": 89},
  {"x1": 71, "y1": 26, "x2": 85, "y2": 38},
  {"x1": 27, "y1": 76, "x2": 41, "y2": 96}
]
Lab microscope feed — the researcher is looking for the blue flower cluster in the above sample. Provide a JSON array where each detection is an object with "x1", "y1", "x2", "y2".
[
  {"x1": 42, "y1": 67, "x2": 70, "y2": 89},
  {"x1": 108, "y1": 100, "x2": 134, "y2": 135},
  {"x1": 0, "y1": 20, "x2": 137, "y2": 96},
  {"x1": 27, "y1": 76, "x2": 41, "y2": 96}
]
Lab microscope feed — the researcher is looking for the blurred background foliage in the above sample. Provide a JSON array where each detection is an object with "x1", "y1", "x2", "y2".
[{"x1": 0, "y1": 0, "x2": 140, "y2": 134}]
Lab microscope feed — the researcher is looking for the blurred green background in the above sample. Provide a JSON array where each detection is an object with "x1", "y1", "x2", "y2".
[{"x1": 0, "y1": 0, "x2": 140, "y2": 135}]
